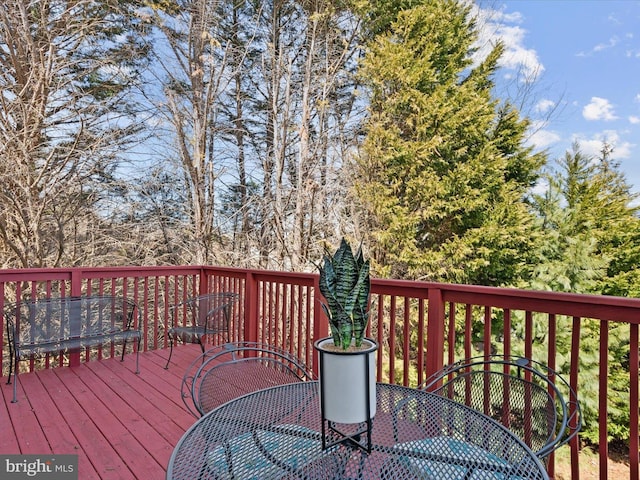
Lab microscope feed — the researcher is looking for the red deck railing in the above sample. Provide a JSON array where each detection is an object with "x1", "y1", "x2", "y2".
[{"x1": 0, "y1": 265, "x2": 638, "y2": 480}]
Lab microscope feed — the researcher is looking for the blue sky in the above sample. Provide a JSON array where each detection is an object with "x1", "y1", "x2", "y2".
[{"x1": 475, "y1": 1, "x2": 640, "y2": 192}]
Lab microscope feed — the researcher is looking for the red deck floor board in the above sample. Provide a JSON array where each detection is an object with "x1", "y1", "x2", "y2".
[
  {"x1": 3, "y1": 373, "x2": 52, "y2": 453},
  {"x1": 1, "y1": 344, "x2": 202, "y2": 479},
  {"x1": 58, "y1": 366, "x2": 165, "y2": 479},
  {"x1": 46, "y1": 368, "x2": 134, "y2": 479},
  {"x1": 90, "y1": 359, "x2": 193, "y2": 439},
  {"x1": 29, "y1": 369, "x2": 102, "y2": 478},
  {"x1": 0, "y1": 382, "x2": 17, "y2": 453},
  {"x1": 80, "y1": 362, "x2": 177, "y2": 466},
  {"x1": 114, "y1": 349, "x2": 192, "y2": 414}
]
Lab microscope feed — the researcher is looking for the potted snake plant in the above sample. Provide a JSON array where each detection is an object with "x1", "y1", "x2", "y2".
[{"x1": 314, "y1": 238, "x2": 378, "y2": 442}]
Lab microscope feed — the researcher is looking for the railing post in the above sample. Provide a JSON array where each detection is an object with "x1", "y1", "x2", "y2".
[
  {"x1": 599, "y1": 320, "x2": 609, "y2": 480},
  {"x1": 243, "y1": 271, "x2": 259, "y2": 344},
  {"x1": 198, "y1": 267, "x2": 209, "y2": 295},
  {"x1": 312, "y1": 274, "x2": 328, "y2": 378},
  {"x1": 313, "y1": 274, "x2": 329, "y2": 340},
  {"x1": 69, "y1": 269, "x2": 83, "y2": 367},
  {"x1": 425, "y1": 287, "x2": 445, "y2": 381},
  {"x1": 570, "y1": 316, "x2": 582, "y2": 480},
  {"x1": 70, "y1": 268, "x2": 83, "y2": 297},
  {"x1": 630, "y1": 323, "x2": 639, "y2": 480}
]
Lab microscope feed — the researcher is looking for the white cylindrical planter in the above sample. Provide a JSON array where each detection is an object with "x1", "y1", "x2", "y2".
[{"x1": 314, "y1": 337, "x2": 378, "y2": 424}]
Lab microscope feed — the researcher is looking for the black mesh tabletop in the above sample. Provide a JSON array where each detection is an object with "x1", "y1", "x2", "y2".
[{"x1": 167, "y1": 382, "x2": 549, "y2": 480}]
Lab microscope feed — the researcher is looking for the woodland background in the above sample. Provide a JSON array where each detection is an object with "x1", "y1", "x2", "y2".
[{"x1": 1, "y1": 0, "x2": 638, "y2": 448}]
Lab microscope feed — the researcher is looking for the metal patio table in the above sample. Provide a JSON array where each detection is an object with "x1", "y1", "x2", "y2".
[{"x1": 167, "y1": 382, "x2": 549, "y2": 480}]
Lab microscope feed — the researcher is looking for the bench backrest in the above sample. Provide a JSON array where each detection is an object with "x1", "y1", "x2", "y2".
[{"x1": 5, "y1": 296, "x2": 138, "y2": 348}]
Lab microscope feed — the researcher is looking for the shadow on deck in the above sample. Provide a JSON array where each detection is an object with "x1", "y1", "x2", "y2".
[{"x1": 1, "y1": 345, "x2": 204, "y2": 479}]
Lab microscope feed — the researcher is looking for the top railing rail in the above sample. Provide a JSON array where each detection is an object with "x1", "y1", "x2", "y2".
[{"x1": 0, "y1": 265, "x2": 637, "y2": 479}]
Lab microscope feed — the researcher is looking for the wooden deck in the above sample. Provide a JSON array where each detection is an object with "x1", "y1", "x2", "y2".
[{"x1": 1, "y1": 345, "x2": 203, "y2": 479}]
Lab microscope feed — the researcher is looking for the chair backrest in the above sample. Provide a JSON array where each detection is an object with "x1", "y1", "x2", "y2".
[
  {"x1": 181, "y1": 342, "x2": 314, "y2": 417},
  {"x1": 180, "y1": 343, "x2": 230, "y2": 417},
  {"x1": 173, "y1": 292, "x2": 239, "y2": 331},
  {"x1": 7, "y1": 296, "x2": 137, "y2": 348},
  {"x1": 422, "y1": 356, "x2": 582, "y2": 459}
]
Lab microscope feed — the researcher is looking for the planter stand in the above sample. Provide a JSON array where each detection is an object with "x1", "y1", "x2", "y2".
[{"x1": 314, "y1": 337, "x2": 378, "y2": 453}]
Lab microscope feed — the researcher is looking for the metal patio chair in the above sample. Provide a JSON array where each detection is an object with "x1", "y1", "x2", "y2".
[
  {"x1": 421, "y1": 355, "x2": 582, "y2": 461},
  {"x1": 164, "y1": 292, "x2": 239, "y2": 369},
  {"x1": 181, "y1": 341, "x2": 314, "y2": 417}
]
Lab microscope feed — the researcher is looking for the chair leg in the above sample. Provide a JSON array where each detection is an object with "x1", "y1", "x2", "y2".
[
  {"x1": 11, "y1": 368, "x2": 18, "y2": 403},
  {"x1": 198, "y1": 336, "x2": 205, "y2": 365},
  {"x1": 6, "y1": 355, "x2": 13, "y2": 385},
  {"x1": 6, "y1": 337, "x2": 15, "y2": 384},
  {"x1": 165, "y1": 335, "x2": 174, "y2": 369},
  {"x1": 135, "y1": 337, "x2": 141, "y2": 374},
  {"x1": 165, "y1": 333, "x2": 203, "y2": 369}
]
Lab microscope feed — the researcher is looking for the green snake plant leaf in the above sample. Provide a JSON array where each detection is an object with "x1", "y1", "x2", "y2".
[
  {"x1": 318, "y1": 238, "x2": 371, "y2": 350},
  {"x1": 319, "y1": 255, "x2": 339, "y2": 315},
  {"x1": 333, "y1": 239, "x2": 358, "y2": 309},
  {"x1": 351, "y1": 259, "x2": 370, "y2": 347},
  {"x1": 320, "y1": 303, "x2": 341, "y2": 346},
  {"x1": 334, "y1": 311, "x2": 354, "y2": 349}
]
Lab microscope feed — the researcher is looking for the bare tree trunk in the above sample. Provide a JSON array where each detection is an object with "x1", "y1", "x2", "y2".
[
  {"x1": 231, "y1": 3, "x2": 250, "y2": 259},
  {"x1": 292, "y1": 11, "x2": 316, "y2": 269},
  {"x1": 290, "y1": 3, "x2": 365, "y2": 269},
  {"x1": 149, "y1": 0, "x2": 364, "y2": 269},
  {"x1": 260, "y1": 1, "x2": 284, "y2": 268},
  {"x1": 0, "y1": 0, "x2": 147, "y2": 268},
  {"x1": 154, "y1": 0, "x2": 232, "y2": 264}
]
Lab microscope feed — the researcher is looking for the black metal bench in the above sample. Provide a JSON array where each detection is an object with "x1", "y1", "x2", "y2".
[{"x1": 4, "y1": 295, "x2": 142, "y2": 403}]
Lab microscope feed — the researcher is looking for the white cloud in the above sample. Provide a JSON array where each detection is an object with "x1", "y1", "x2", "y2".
[
  {"x1": 578, "y1": 35, "x2": 620, "y2": 56},
  {"x1": 528, "y1": 128, "x2": 561, "y2": 149},
  {"x1": 531, "y1": 177, "x2": 549, "y2": 196},
  {"x1": 583, "y1": 97, "x2": 618, "y2": 121},
  {"x1": 535, "y1": 99, "x2": 556, "y2": 114},
  {"x1": 525, "y1": 120, "x2": 561, "y2": 149},
  {"x1": 572, "y1": 130, "x2": 633, "y2": 159},
  {"x1": 578, "y1": 138, "x2": 608, "y2": 159},
  {"x1": 630, "y1": 116, "x2": 640, "y2": 124},
  {"x1": 593, "y1": 36, "x2": 619, "y2": 52},
  {"x1": 608, "y1": 13, "x2": 622, "y2": 25},
  {"x1": 472, "y1": 5, "x2": 544, "y2": 82},
  {"x1": 494, "y1": 26, "x2": 544, "y2": 80}
]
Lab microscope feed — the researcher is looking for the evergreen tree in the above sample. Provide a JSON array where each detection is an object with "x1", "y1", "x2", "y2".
[
  {"x1": 594, "y1": 144, "x2": 640, "y2": 298},
  {"x1": 527, "y1": 142, "x2": 639, "y2": 444},
  {"x1": 355, "y1": 0, "x2": 544, "y2": 285},
  {"x1": 529, "y1": 142, "x2": 639, "y2": 294}
]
